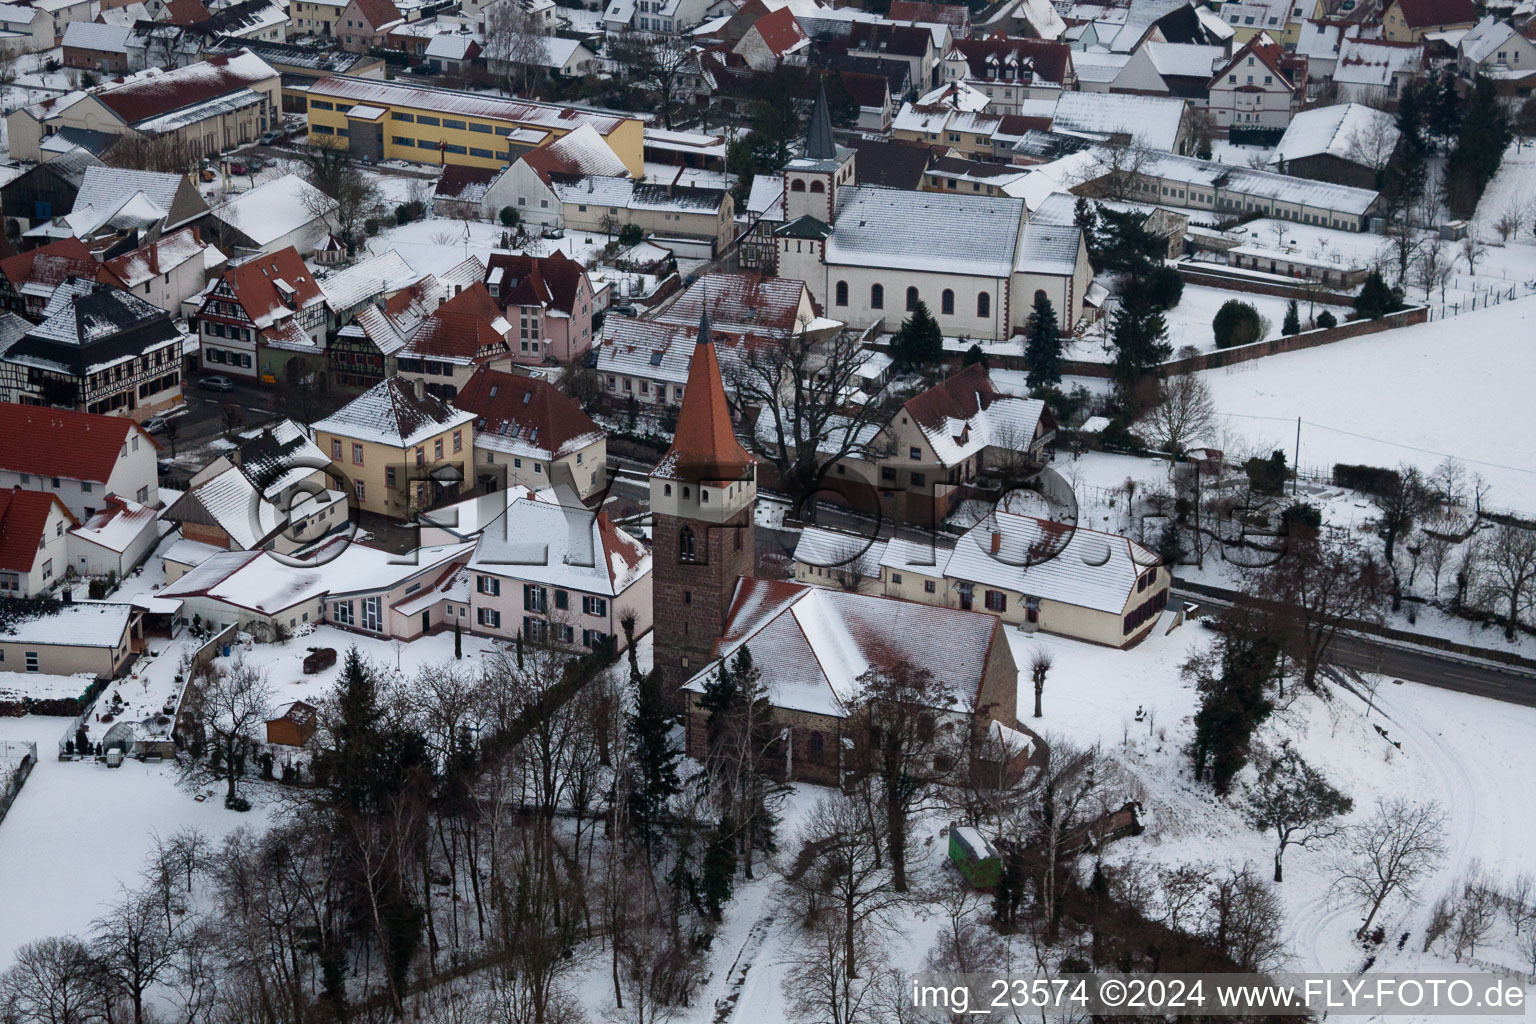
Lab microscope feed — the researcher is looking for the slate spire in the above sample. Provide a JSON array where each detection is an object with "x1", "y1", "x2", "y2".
[{"x1": 805, "y1": 78, "x2": 837, "y2": 161}]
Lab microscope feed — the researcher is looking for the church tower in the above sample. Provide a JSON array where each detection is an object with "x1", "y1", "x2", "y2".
[
  {"x1": 649, "y1": 306, "x2": 756, "y2": 695},
  {"x1": 783, "y1": 79, "x2": 856, "y2": 225}
]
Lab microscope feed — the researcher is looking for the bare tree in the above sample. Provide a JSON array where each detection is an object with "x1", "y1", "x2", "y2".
[
  {"x1": 1011, "y1": 739, "x2": 1101, "y2": 936},
  {"x1": 91, "y1": 889, "x2": 183, "y2": 1024},
  {"x1": 293, "y1": 141, "x2": 373, "y2": 251},
  {"x1": 1138, "y1": 370, "x2": 1217, "y2": 460},
  {"x1": 1030, "y1": 649, "x2": 1052, "y2": 719},
  {"x1": 1255, "y1": 532, "x2": 1384, "y2": 691},
  {"x1": 1242, "y1": 744, "x2": 1352, "y2": 882},
  {"x1": 1495, "y1": 197, "x2": 1525, "y2": 242},
  {"x1": 1459, "y1": 232, "x2": 1488, "y2": 276},
  {"x1": 0, "y1": 936, "x2": 107, "y2": 1024},
  {"x1": 485, "y1": 0, "x2": 550, "y2": 95},
  {"x1": 1506, "y1": 871, "x2": 1535, "y2": 936},
  {"x1": 1450, "y1": 866, "x2": 1499, "y2": 962},
  {"x1": 1380, "y1": 214, "x2": 1422, "y2": 287},
  {"x1": 841, "y1": 660, "x2": 961, "y2": 892},
  {"x1": 1344, "y1": 115, "x2": 1400, "y2": 179},
  {"x1": 1475, "y1": 523, "x2": 1536, "y2": 640},
  {"x1": 609, "y1": 31, "x2": 697, "y2": 130},
  {"x1": 1369, "y1": 464, "x2": 1436, "y2": 608},
  {"x1": 1332, "y1": 797, "x2": 1447, "y2": 940},
  {"x1": 732, "y1": 325, "x2": 898, "y2": 522},
  {"x1": 1203, "y1": 866, "x2": 1289, "y2": 972},
  {"x1": 1414, "y1": 236, "x2": 1452, "y2": 303},
  {"x1": 182, "y1": 660, "x2": 272, "y2": 806},
  {"x1": 778, "y1": 791, "x2": 902, "y2": 981},
  {"x1": 1097, "y1": 139, "x2": 1154, "y2": 200},
  {"x1": 781, "y1": 913, "x2": 891, "y2": 1024}
]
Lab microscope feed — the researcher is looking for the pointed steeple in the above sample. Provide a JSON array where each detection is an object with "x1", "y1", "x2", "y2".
[
  {"x1": 652, "y1": 299, "x2": 752, "y2": 484},
  {"x1": 805, "y1": 78, "x2": 837, "y2": 162}
]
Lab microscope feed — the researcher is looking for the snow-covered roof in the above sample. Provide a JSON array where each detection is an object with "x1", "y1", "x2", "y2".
[
  {"x1": 1295, "y1": 20, "x2": 1343, "y2": 61},
  {"x1": 793, "y1": 526, "x2": 885, "y2": 578},
  {"x1": 1333, "y1": 37, "x2": 1423, "y2": 86},
  {"x1": 72, "y1": 166, "x2": 186, "y2": 227},
  {"x1": 161, "y1": 540, "x2": 475, "y2": 614},
  {"x1": 101, "y1": 226, "x2": 213, "y2": 289},
  {"x1": 210, "y1": 174, "x2": 335, "y2": 246},
  {"x1": 0, "y1": 601, "x2": 133, "y2": 648},
  {"x1": 1459, "y1": 16, "x2": 1517, "y2": 64},
  {"x1": 416, "y1": 483, "x2": 549, "y2": 540},
  {"x1": 306, "y1": 76, "x2": 633, "y2": 138},
  {"x1": 744, "y1": 173, "x2": 785, "y2": 221},
  {"x1": 424, "y1": 32, "x2": 479, "y2": 60},
  {"x1": 62, "y1": 20, "x2": 131, "y2": 52},
  {"x1": 1132, "y1": 147, "x2": 1380, "y2": 215},
  {"x1": 1051, "y1": 90, "x2": 1187, "y2": 151},
  {"x1": 312, "y1": 376, "x2": 475, "y2": 449},
  {"x1": 1269, "y1": 103, "x2": 1399, "y2": 166},
  {"x1": 943, "y1": 511, "x2": 1159, "y2": 614},
  {"x1": 679, "y1": 579, "x2": 1003, "y2": 718},
  {"x1": 1069, "y1": 48, "x2": 1132, "y2": 83},
  {"x1": 180, "y1": 464, "x2": 284, "y2": 549},
  {"x1": 1140, "y1": 41, "x2": 1225, "y2": 78},
  {"x1": 163, "y1": 536, "x2": 226, "y2": 569},
  {"x1": 468, "y1": 498, "x2": 649, "y2": 597},
  {"x1": 318, "y1": 249, "x2": 419, "y2": 313},
  {"x1": 826, "y1": 186, "x2": 1027, "y2": 279},
  {"x1": 70, "y1": 497, "x2": 157, "y2": 554}
]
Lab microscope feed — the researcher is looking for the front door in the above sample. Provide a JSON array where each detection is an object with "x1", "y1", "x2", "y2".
[{"x1": 421, "y1": 611, "x2": 430, "y2": 633}]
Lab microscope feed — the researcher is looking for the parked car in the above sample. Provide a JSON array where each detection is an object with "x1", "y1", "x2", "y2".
[
  {"x1": 227, "y1": 160, "x2": 248, "y2": 175},
  {"x1": 258, "y1": 129, "x2": 285, "y2": 146},
  {"x1": 199, "y1": 375, "x2": 235, "y2": 392},
  {"x1": 142, "y1": 415, "x2": 169, "y2": 435},
  {"x1": 245, "y1": 156, "x2": 265, "y2": 173}
]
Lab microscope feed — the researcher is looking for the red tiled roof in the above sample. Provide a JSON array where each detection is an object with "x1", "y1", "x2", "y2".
[
  {"x1": 653, "y1": 319, "x2": 752, "y2": 483},
  {"x1": 94, "y1": 51, "x2": 274, "y2": 126},
  {"x1": 349, "y1": 0, "x2": 403, "y2": 30},
  {"x1": 904, "y1": 362, "x2": 997, "y2": 430},
  {"x1": 165, "y1": 0, "x2": 211, "y2": 24},
  {"x1": 948, "y1": 36, "x2": 1073, "y2": 86},
  {"x1": 837, "y1": 70, "x2": 889, "y2": 109},
  {"x1": 0, "y1": 404, "x2": 153, "y2": 484},
  {"x1": 212, "y1": 245, "x2": 323, "y2": 330},
  {"x1": 0, "y1": 488, "x2": 73, "y2": 573},
  {"x1": 663, "y1": 272, "x2": 808, "y2": 333},
  {"x1": 1211, "y1": 33, "x2": 1302, "y2": 89},
  {"x1": 454, "y1": 367, "x2": 601, "y2": 459},
  {"x1": 0, "y1": 237, "x2": 102, "y2": 295},
  {"x1": 406, "y1": 282, "x2": 508, "y2": 359},
  {"x1": 1391, "y1": 0, "x2": 1475, "y2": 27},
  {"x1": 484, "y1": 250, "x2": 587, "y2": 316},
  {"x1": 888, "y1": 0, "x2": 969, "y2": 30},
  {"x1": 743, "y1": 6, "x2": 807, "y2": 57}
]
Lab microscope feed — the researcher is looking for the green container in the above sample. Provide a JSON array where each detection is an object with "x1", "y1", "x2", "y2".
[{"x1": 948, "y1": 825, "x2": 1001, "y2": 888}]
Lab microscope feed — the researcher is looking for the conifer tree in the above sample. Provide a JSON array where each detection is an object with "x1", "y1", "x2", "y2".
[
  {"x1": 892, "y1": 300, "x2": 943, "y2": 371},
  {"x1": 1023, "y1": 291, "x2": 1063, "y2": 391}
]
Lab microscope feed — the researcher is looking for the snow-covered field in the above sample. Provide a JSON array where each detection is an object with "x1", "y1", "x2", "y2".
[
  {"x1": 0, "y1": 714, "x2": 268, "y2": 969},
  {"x1": 1196, "y1": 296, "x2": 1536, "y2": 512}
]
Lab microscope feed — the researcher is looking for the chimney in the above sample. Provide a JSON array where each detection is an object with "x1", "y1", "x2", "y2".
[
  {"x1": 989, "y1": 530, "x2": 1002, "y2": 555},
  {"x1": 412, "y1": 377, "x2": 426, "y2": 399}
]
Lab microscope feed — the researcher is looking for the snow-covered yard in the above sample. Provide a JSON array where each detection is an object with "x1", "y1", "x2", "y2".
[{"x1": 1196, "y1": 295, "x2": 1536, "y2": 513}]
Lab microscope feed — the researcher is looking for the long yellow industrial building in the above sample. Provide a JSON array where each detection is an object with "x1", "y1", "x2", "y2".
[{"x1": 302, "y1": 76, "x2": 644, "y2": 176}]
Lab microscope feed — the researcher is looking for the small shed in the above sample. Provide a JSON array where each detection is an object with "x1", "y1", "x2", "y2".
[
  {"x1": 312, "y1": 233, "x2": 347, "y2": 266},
  {"x1": 266, "y1": 700, "x2": 318, "y2": 747},
  {"x1": 947, "y1": 825, "x2": 1001, "y2": 888}
]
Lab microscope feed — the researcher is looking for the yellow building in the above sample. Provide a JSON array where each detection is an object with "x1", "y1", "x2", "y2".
[
  {"x1": 303, "y1": 75, "x2": 645, "y2": 176},
  {"x1": 311, "y1": 376, "x2": 477, "y2": 521}
]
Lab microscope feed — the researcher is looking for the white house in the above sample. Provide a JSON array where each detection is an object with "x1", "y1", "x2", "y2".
[
  {"x1": 1207, "y1": 32, "x2": 1305, "y2": 132},
  {"x1": 67, "y1": 496, "x2": 160, "y2": 579},
  {"x1": 100, "y1": 227, "x2": 226, "y2": 314},
  {"x1": 0, "y1": 406, "x2": 160, "y2": 518}
]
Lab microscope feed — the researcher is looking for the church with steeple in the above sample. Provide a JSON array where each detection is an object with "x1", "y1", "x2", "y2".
[
  {"x1": 648, "y1": 303, "x2": 757, "y2": 696},
  {"x1": 774, "y1": 79, "x2": 1094, "y2": 342}
]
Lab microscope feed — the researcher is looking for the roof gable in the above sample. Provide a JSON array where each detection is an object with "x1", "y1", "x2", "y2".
[{"x1": 455, "y1": 366, "x2": 602, "y2": 459}]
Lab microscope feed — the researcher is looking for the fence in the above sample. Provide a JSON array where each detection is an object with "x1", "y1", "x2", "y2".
[
  {"x1": 0, "y1": 741, "x2": 37, "y2": 830},
  {"x1": 1423, "y1": 278, "x2": 1536, "y2": 321}
]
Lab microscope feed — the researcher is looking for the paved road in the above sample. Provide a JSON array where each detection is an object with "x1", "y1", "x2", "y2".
[{"x1": 1173, "y1": 588, "x2": 1536, "y2": 708}]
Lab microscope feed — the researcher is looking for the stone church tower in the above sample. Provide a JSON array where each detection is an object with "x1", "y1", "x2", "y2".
[
  {"x1": 782, "y1": 79, "x2": 856, "y2": 225},
  {"x1": 649, "y1": 306, "x2": 756, "y2": 696}
]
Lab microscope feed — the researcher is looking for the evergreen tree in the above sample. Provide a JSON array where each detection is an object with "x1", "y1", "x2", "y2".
[
  {"x1": 1354, "y1": 270, "x2": 1399, "y2": 320},
  {"x1": 1023, "y1": 291, "x2": 1063, "y2": 391},
  {"x1": 1428, "y1": 67, "x2": 1463, "y2": 144},
  {"x1": 699, "y1": 819, "x2": 737, "y2": 919},
  {"x1": 626, "y1": 666, "x2": 681, "y2": 851},
  {"x1": 892, "y1": 300, "x2": 943, "y2": 371},
  {"x1": 1095, "y1": 207, "x2": 1163, "y2": 276},
  {"x1": 1282, "y1": 299, "x2": 1301, "y2": 336},
  {"x1": 961, "y1": 343, "x2": 988, "y2": 368},
  {"x1": 1190, "y1": 614, "x2": 1279, "y2": 794},
  {"x1": 453, "y1": 617, "x2": 462, "y2": 659},
  {"x1": 1109, "y1": 279, "x2": 1170, "y2": 407},
  {"x1": 1395, "y1": 79, "x2": 1423, "y2": 153},
  {"x1": 1446, "y1": 75, "x2": 1512, "y2": 216},
  {"x1": 1074, "y1": 195, "x2": 1102, "y2": 262}
]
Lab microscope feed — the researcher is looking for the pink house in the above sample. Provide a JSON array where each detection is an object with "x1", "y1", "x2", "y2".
[
  {"x1": 337, "y1": 0, "x2": 404, "y2": 52},
  {"x1": 483, "y1": 251, "x2": 596, "y2": 365}
]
